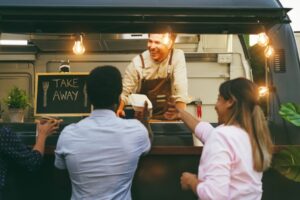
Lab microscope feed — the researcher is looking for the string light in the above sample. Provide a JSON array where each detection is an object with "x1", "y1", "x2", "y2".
[
  {"x1": 258, "y1": 86, "x2": 269, "y2": 97},
  {"x1": 257, "y1": 32, "x2": 269, "y2": 47},
  {"x1": 73, "y1": 34, "x2": 85, "y2": 55},
  {"x1": 162, "y1": 33, "x2": 170, "y2": 45},
  {"x1": 264, "y1": 45, "x2": 274, "y2": 58}
]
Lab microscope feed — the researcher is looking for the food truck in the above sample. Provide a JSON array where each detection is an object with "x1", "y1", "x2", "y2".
[{"x1": 0, "y1": 0, "x2": 299, "y2": 199}]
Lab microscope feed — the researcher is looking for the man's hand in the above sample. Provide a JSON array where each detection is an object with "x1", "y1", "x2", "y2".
[
  {"x1": 134, "y1": 101, "x2": 153, "y2": 141},
  {"x1": 116, "y1": 109, "x2": 125, "y2": 118},
  {"x1": 134, "y1": 101, "x2": 149, "y2": 124},
  {"x1": 116, "y1": 99, "x2": 126, "y2": 117},
  {"x1": 163, "y1": 100, "x2": 182, "y2": 120}
]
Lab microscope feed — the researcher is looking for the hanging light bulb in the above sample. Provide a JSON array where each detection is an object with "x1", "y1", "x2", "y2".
[
  {"x1": 257, "y1": 32, "x2": 269, "y2": 47},
  {"x1": 162, "y1": 33, "x2": 170, "y2": 46},
  {"x1": 264, "y1": 45, "x2": 274, "y2": 58},
  {"x1": 258, "y1": 86, "x2": 269, "y2": 97},
  {"x1": 73, "y1": 34, "x2": 85, "y2": 55}
]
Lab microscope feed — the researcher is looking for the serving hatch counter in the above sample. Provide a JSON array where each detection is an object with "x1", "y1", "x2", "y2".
[{"x1": 1, "y1": 122, "x2": 299, "y2": 200}]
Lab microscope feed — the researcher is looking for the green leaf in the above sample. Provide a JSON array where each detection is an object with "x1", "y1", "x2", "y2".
[
  {"x1": 279, "y1": 103, "x2": 300, "y2": 126},
  {"x1": 3, "y1": 86, "x2": 30, "y2": 109},
  {"x1": 272, "y1": 146, "x2": 300, "y2": 182}
]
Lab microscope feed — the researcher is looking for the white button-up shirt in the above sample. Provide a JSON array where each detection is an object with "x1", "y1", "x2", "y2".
[
  {"x1": 121, "y1": 49, "x2": 190, "y2": 105},
  {"x1": 195, "y1": 122, "x2": 263, "y2": 200}
]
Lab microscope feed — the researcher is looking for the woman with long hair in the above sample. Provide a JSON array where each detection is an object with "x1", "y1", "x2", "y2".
[{"x1": 178, "y1": 77, "x2": 273, "y2": 200}]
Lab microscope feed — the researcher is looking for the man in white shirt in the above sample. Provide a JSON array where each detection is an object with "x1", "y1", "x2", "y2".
[
  {"x1": 117, "y1": 31, "x2": 189, "y2": 120},
  {"x1": 55, "y1": 65, "x2": 151, "y2": 200}
]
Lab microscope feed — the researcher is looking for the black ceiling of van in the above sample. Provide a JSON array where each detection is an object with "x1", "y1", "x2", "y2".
[{"x1": 0, "y1": 0, "x2": 290, "y2": 34}]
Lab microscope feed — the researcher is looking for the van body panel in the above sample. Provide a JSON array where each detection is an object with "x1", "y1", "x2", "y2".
[
  {"x1": 0, "y1": 0, "x2": 289, "y2": 33},
  {"x1": 0, "y1": 0, "x2": 284, "y2": 8}
]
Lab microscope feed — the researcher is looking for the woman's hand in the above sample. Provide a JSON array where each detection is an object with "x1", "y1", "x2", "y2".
[
  {"x1": 36, "y1": 118, "x2": 63, "y2": 138},
  {"x1": 163, "y1": 100, "x2": 181, "y2": 120},
  {"x1": 163, "y1": 107, "x2": 179, "y2": 120},
  {"x1": 180, "y1": 172, "x2": 200, "y2": 194},
  {"x1": 33, "y1": 118, "x2": 63, "y2": 155}
]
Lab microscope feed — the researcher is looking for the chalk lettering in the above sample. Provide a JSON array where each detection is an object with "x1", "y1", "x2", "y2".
[
  {"x1": 52, "y1": 79, "x2": 60, "y2": 88},
  {"x1": 72, "y1": 91, "x2": 78, "y2": 100},
  {"x1": 52, "y1": 78, "x2": 79, "y2": 88},
  {"x1": 52, "y1": 91, "x2": 79, "y2": 101}
]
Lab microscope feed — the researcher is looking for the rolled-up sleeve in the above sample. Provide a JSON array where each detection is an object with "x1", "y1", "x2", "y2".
[
  {"x1": 172, "y1": 49, "x2": 190, "y2": 103},
  {"x1": 121, "y1": 61, "x2": 140, "y2": 105}
]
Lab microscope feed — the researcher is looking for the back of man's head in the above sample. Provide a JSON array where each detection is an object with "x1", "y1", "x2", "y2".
[{"x1": 87, "y1": 65, "x2": 122, "y2": 109}]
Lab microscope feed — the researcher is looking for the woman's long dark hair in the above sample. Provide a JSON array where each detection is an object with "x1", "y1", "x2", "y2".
[{"x1": 219, "y1": 77, "x2": 273, "y2": 172}]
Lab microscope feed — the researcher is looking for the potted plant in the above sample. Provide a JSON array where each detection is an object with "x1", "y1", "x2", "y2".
[
  {"x1": 3, "y1": 86, "x2": 30, "y2": 123},
  {"x1": 271, "y1": 103, "x2": 300, "y2": 182}
]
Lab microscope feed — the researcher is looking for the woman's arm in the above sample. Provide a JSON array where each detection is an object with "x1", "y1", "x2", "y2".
[
  {"x1": 177, "y1": 108, "x2": 200, "y2": 132},
  {"x1": 0, "y1": 120, "x2": 61, "y2": 171},
  {"x1": 33, "y1": 119, "x2": 61, "y2": 155}
]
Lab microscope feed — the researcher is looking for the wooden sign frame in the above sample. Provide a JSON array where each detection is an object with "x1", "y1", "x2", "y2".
[{"x1": 34, "y1": 72, "x2": 92, "y2": 117}]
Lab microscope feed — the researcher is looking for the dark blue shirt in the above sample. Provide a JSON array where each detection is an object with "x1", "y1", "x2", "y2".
[{"x1": 0, "y1": 127, "x2": 43, "y2": 190}]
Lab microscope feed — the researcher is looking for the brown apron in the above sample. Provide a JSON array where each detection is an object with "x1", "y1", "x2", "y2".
[{"x1": 139, "y1": 50, "x2": 173, "y2": 119}]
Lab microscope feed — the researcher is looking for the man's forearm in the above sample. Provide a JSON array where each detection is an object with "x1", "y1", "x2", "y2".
[
  {"x1": 118, "y1": 100, "x2": 125, "y2": 111},
  {"x1": 175, "y1": 101, "x2": 186, "y2": 110}
]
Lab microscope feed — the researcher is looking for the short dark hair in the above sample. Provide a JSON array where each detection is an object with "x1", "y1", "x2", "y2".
[
  {"x1": 149, "y1": 26, "x2": 177, "y2": 42},
  {"x1": 87, "y1": 65, "x2": 122, "y2": 109}
]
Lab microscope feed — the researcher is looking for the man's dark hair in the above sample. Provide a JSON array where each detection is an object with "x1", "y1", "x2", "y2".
[
  {"x1": 149, "y1": 26, "x2": 177, "y2": 42},
  {"x1": 87, "y1": 65, "x2": 122, "y2": 109}
]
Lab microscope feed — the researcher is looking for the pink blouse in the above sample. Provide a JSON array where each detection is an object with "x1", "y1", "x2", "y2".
[{"x1": 194, "y1": 122, "x2": 263, "y2": 200}]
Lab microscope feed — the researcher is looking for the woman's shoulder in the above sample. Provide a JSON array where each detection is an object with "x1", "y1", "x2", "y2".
[{"x1": 213, "y1": 125, "x2": 248, "y2": 141}]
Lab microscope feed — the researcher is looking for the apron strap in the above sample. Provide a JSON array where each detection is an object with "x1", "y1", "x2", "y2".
[
  {"x1": 139, "y1": 54, "x2": 145, "y2": 69},
  {"x1": 138, "y1": 54, "x2": 146, "y2": 81},
  {"x1": 168, "y1": 49, "x2": 173, "y2": 65},
  {"x1": 167, "y1": 49, "x2": 174, "y2": 76}
]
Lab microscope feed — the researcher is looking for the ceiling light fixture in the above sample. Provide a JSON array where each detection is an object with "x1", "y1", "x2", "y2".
[
  {"x1": 0, "y1": 40, "x2": 28, "y2": 45},
  {"x1": 73, "y1": 34, "x2": 85, "y2": 55}
]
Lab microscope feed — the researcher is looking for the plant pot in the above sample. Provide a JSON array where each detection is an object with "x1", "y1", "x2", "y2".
[{"x1": 9, "y1": 108, "x2": 24, "y2": 123}]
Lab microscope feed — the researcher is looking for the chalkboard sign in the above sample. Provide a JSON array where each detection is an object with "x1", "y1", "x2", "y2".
[{"x1": 34, "y1": 73, "x2": 92, "y2": 116}]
